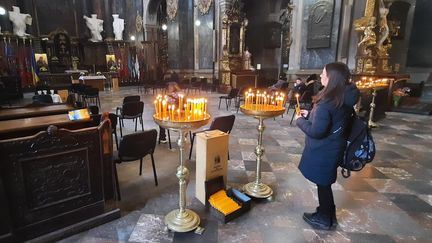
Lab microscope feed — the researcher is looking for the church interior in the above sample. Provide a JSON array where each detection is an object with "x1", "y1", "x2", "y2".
[{"x1": 0, "y1": 0, "x2": 432, "y2": 242}]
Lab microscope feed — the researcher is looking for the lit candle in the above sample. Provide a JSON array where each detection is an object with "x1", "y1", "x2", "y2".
[
  {"x1": 162, "y1": 100, "x2": 167, "y2": 120},
  {"x1": 154, "y1": 100, "x2": 158, "y2": 115},
  {"x1": 295, "y1": 93, "x2": 301, "y2": 115}
]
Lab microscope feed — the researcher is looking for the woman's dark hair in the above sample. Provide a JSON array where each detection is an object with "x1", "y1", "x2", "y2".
[{"x1": 314, "y1": 62, "x2": 350, "y2": 108}]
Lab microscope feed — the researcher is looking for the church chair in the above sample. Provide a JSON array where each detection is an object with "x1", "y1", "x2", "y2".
[
  {"x1": 116, "y1": 95, "x2": 141, "y2": 127},
  {"x1": 117, "y1": 101, "x2": 144, "y2": 137},
  {"x1": 82, "y1": 87, "x2": 101, "y2": 108},
  {"x1": 32, "y1": 94, "x2": 53, "y2": 104},
  {"x1": 113, "y1": 129, "x2": 158, "y2": 200},
  {"x1": 218, "y1": 88, "x2": 239, "y2": 110},
  {"x1": 188, "y1": 114, "x2": 236, "y2": 160}
]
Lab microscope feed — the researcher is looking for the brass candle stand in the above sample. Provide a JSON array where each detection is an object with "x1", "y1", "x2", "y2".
[
  {"x1": 153, "y1": 114, "x2": 210, "y2": 232},
  {"x1": 368, "y1": 88, "x2": 379, "y2": 128},
  {"x1": 240, "y1": 105, "x2": 285, "y2": 199}
]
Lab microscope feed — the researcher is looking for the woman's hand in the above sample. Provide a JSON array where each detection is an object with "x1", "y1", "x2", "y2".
[{"x1": 295, "y1": 110, "x2": 309, "y2": 120}]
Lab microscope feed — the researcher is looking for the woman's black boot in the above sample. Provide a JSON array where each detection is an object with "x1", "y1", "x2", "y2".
[{"x1": 303, "y1": 207, "x2": 333, "y2": 230}]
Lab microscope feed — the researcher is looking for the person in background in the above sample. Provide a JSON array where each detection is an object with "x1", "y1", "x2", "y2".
[
  {"x1": 159, "y1": 82, "x2": 182, "y2": 143},
  {"x1": 268, "y1": 74, "x2": 288, "y2": 92},
  {"x1": 305, "y1": 74, "x2": 320, "y2": 95},
  {"x1": 294, "y1": 62, "x2": 359, "y2": 230},
  {"x1": 288, "y1": 77, "x2": 306, "y2": 100}
]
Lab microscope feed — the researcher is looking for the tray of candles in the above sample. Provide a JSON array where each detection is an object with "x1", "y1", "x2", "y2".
[
  {"x1": 205, "y1": 176, "x2": 251, "y2": 224},
  {"x1": 240, "y1": 89, "x2": 286, "y2": 118}
]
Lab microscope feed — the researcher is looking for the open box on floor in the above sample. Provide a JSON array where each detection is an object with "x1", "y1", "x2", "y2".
[{"x1": 205, "y1": 176, "x2": 251, "y2": 223}]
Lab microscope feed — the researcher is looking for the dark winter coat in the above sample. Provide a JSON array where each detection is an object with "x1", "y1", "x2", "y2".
[{"x1": 296, "y1": 84, "x2": 360, "y2": 186}]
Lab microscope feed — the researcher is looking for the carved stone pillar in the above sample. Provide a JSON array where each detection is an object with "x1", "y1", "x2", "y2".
[{"x1": 288, "y1": 0, "x2": 304, "y2": 72}]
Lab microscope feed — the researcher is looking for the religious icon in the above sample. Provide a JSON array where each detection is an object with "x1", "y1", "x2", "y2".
[
  {"x1": 106, "y1": 54, "x2": 117, "y2": 71},
  {"x1": 35, "y1": 53, "x2": 49, "y2": 72}
]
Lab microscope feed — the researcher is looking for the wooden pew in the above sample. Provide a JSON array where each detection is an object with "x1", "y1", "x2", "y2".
[
  {"x1": 0, "y1": 104, "x2": 74, "y2": 121},
  {"x1": 0, "y1": 114, "x2": 93, "y2": 140},
  {"x1": 0, "y1": 120, "x2": 119, "y2": 242}
]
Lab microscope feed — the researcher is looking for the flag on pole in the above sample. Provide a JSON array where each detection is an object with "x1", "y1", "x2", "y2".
[
  {"x1": 30, "y1": 50, "x2": 39, "y2": 85},
  {"x1": 127, "y1": 51, "x2": 133, "y2": 80},
  {"x1": 134, "y1": 53, "x2": 140, "y2": 80}
]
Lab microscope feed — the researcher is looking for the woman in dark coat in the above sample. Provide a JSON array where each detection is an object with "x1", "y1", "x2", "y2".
[{"x1": 295, "y1": 62, "x2": 359, "y2": 230}]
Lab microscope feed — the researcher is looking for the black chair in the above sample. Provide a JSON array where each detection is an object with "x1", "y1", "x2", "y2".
[
  {"x1": 32, "y1": 94, "x2": 54, "y2": 104},
  {"x1": 123, "y1": 95, "x2": 141, "y2": 103},
  {"x1": 188, "y1": 115, "x2": 236, "y2": 160},
  {"x1": 116, "y1": 95, "x2": 141, "y2": 127},
  {"x1": 113, "y1": 129, "x2": 158, "y2": 200},
  {"x1": 82, "y1": 87, "x2": 101, "y2": 107},
  {"x1": 219, "y1": 88, "x2": 239, "y2": 110},
  {"x1": 116, "y1": 101, "x2": 145, "y2": 137},
  {"x1": 88, "y1": 105, "x2": 99, "y2": 115},
  {"x1": 235, "y1": 86, "x2": 249, "y2": 113},
  {"x1": 286, "y1": 90, "x2": 313, "y2": 125}
]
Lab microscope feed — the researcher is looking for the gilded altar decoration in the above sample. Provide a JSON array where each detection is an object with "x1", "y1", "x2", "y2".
[
  {"x1": 135, "y1": 14, "x2": 143, "y2": 32},
  {"x1": 223, "y1": 0, "x2": 245, "y2": 24},
  {"x1": 167, "y1": 0, "x2": 178, "y2": 21},
  {"x1": 354, "y1": 0, "x2": 394, "y2": 74},
  {"x1": 197, "y1": 0, "x2": 213, "y2": 15},
  {"x1": 219, "y1": 0, "x2": 247, "y2": 85}
]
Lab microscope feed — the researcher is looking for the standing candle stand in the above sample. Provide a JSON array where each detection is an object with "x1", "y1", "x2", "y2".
[
  {"x1": 368, "y1": 88, "x2": 379, "y2": 128},
  {"x1": 153, "y1": 96, "x2": 210, "y2": 232},
  {"x1": 240, "y1": 91, "x2": 286, "y2": 199}
]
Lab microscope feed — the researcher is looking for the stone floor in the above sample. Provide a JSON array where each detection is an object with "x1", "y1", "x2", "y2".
[{"x1": 58, "y1": 87, "x2": 432, "y2": 242}]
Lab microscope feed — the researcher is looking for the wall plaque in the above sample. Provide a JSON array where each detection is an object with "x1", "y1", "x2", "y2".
[{"x1": 306, "y1": 0, "x2": 335, "y2": 49}]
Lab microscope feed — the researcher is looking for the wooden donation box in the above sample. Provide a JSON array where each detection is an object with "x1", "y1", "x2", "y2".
[
  {"x1": 195, "y1": 130, "x2": 229, "y2": 205},
  {"x1": 231, "y1": 70, "x2": 258, "y2": 89},
  {"x1": 79, "y1": 75, "x2": 106, "y2": 91}
]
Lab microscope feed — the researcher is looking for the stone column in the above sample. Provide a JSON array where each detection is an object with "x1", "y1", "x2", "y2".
[{"x1": 288, "y1": 0, "x2": 304, "y2": 72}]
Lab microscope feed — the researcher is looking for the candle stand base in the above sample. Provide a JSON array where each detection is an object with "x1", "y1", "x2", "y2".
[
  {"x1": 368, "y1": 120, "x2": 379, "y2": 128},
  {"x1": 243, "y1": 182, "x2": 273, "y2": 199},
  {"x1": 165, "y1": 209, "x2": 200, "y2": 233}
]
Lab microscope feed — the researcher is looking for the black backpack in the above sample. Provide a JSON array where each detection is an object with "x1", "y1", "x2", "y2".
[{"x1": 340, "y1": 111, "x2": 376, "y2": 178}]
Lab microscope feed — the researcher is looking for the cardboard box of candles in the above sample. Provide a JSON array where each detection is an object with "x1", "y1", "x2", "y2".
[{"x1": 205, "y1": 176, "x2": 251, "y2": 223}]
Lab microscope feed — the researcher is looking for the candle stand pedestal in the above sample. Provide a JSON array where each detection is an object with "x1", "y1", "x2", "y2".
[
  {"x1": 240, "y1": 106, "x2": 285, "y2": 199},
  {"x1": 153, "y1": 115, "x2": 210, "y2": 232}
]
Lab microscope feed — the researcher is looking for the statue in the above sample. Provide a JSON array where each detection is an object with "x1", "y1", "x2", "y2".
[
  {"x1": 84, "y1": 14, "x2": 104, "y2": 42},
  {"x1": 358, "y1": 17, "x2": 377, "y2": 50},
  {"x1": 243, "y1": 47, "x2": 252, "y2": 70},
  {"x1": 8, "y1": 6, "x2": 32, "y2": 37},
  {"x1": 112, "y1": 14, "x2": 124, "y2": 41},
  {"x1": 377, "y1": 1, "x2": 391, "y2": 57}
]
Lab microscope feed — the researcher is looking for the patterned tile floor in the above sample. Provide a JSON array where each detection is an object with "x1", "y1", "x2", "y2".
[{"x1": 60, "y1": 87, "x2": 432, "y2": 242}]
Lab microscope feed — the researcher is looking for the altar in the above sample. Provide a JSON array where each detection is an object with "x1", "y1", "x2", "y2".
[
  {"x1": 231, "y1": 70, "x2": 258, "y2": 89},
  {"x1": 79, "y1": 75, "x2": 106, "y2": 91}
]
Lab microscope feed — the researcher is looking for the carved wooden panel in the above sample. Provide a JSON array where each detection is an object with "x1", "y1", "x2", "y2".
[
  {"x1": 0, "y1": 126, "x2": 103, "y2": 226},
  {"x1": 20, "y1": 148, "x2": 90, "y2": 210}
]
